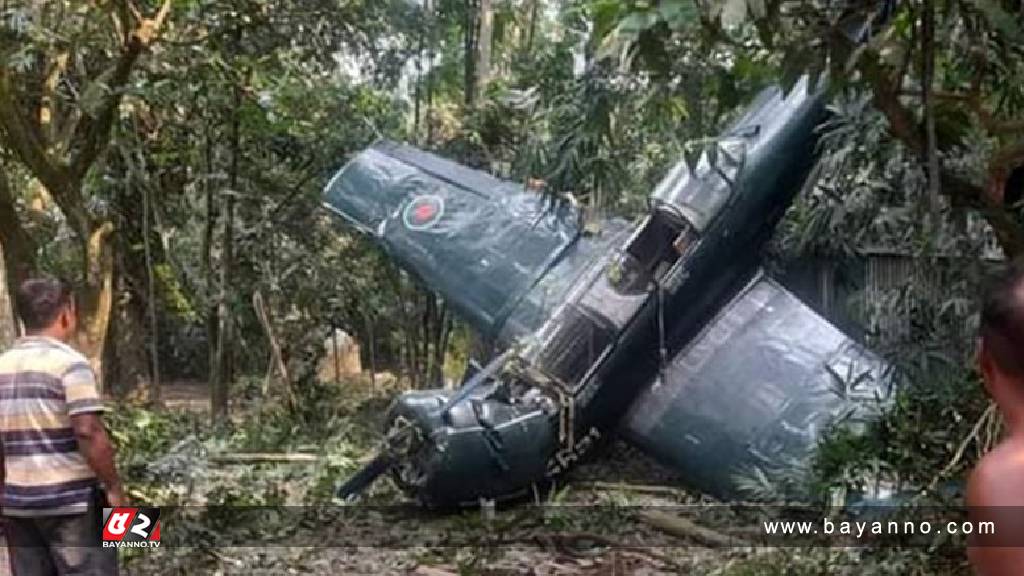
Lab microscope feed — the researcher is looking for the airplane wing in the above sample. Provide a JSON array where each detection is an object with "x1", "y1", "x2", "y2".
[
  {"x1": 323, "y1": 141, "x2": 591, "y2": 341},
  {"x1": 621, "y1": 272, "x2": 894, "y2": 499}
]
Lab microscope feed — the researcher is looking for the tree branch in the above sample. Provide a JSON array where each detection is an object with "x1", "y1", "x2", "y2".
[
  {"x1": 0, "y1": 73, "x2": 72, "y2": 194},
  {"x1": 858, "y1": 52, "x2": 920, "y2": 148},
  {"x1": 900, "y1": 91, "x2": 1024, "y2": 134},
  {"x1": 858, "y1": 55, "x2": 981, "y2": 203},
  {"x1": 850, "y1": 42, "x2": 1024, "y2": 258},
  {"x1": 921, "y1": 0, "x2": 940, "y2": 218},
  {"x1": 0, "y1": 0, "x2": 172, "y2": 241},
  {"x1": 69, "y1": 0, "x2": 173, "y2": 181},
  {"x1": 0, "y1": 72, "x2": 91, "y2": 239},
  {"x1": 40, "y1": 51, "x2": 70, "y2": 143}
]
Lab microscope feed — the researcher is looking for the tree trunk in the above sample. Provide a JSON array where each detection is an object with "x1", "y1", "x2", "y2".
[
  {"x1": 104, "y1": 267, "x2": 149, "y2": 397},
  {"x1": 1, "y1": 172, "x2": 114, "y2": 389},
  {"x1": 477, "y1": 0, "x2": 494, "y2": 92},
  {"x1": 0, "y1": 240, "x2": 17, "y2": 348},
  {"x1": 414, "y1": 2, "x2": 427, "y2": 141},
  {"x1": 73, "y1": 223, "x2": 115, "y2": 392},
  {"x1": 106, "y1": 157, "x2": 153, "y2": 396},
  {"x1": 212, "y1": 58, "x2": 242, "y2": 418},
  {"x1": 433, "y1": 304, "x2": 452, "y2": 386},
  {"x1": 203, "y1": 119, "x2": 220, "y2": 402},
  {"x1": 921, "y1": 0, "x2": 940, "y2": 226},
  {"x1": 142, "y1": 183, "x2": 161, "y2": 405},
  {"x1": 0, "y1": 163, "x2": 37, "y2": 294},
  {"x1": 400, "y1": 276, "x2": 425, "y2": 387},
  {"x1": 425, "y1": 0, "x2": 437, "y2": 145},
  {"x1": 526, "y1": 0, "x2": 539, "y2": 55},
  {"x1": 463, "y1": 0, "x2": 479, "y2": 105},
  {"x1": 421, "y1": 291, "x2": 434, "y2": 383},
  {"x1": 212, "y1": 191, "x2": 234, "y2": 418}
]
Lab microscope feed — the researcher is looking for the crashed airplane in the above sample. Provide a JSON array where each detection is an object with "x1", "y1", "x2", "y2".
[{"x1": 324, "y1": 10, "x2": 895, "y2": 507}]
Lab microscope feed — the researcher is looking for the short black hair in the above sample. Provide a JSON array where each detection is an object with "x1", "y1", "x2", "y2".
[
  {"x1": 980, "y1": 264, "x2": 1024, "y2": 378},
  {"x1": 15, "y1": 277, "x2": 74, "y2": 332}
]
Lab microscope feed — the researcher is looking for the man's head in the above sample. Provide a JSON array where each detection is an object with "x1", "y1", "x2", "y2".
[
  {"x1": 979, "y1": 264, "x2": 1024, "y2": 405},
  {"x1": 14, "y1": 277, "x2": 77, "y2": 341}
]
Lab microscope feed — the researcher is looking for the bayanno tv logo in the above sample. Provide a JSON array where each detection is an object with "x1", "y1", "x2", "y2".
[{"x1": 102, "y1": 507, "x2": 161, "y2": 549}]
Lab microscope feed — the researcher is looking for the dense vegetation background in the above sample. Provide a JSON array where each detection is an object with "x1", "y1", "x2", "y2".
[{"x1": 1, "y1": 0, "x2": 1022, "y2": 574}]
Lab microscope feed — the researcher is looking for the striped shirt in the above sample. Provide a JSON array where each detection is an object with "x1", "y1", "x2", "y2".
[{"x1": 0, "y1": 336, "x2": 106, "y2": 516}]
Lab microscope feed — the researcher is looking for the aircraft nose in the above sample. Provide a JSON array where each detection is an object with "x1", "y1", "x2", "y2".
[{"x1": 384, "y1": 388, "x2": 558, "y2": 508}]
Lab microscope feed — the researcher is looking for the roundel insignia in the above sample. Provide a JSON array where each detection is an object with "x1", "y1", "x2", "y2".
[{"x1": 403, "y1": 195, "x2": 444, "y2": 230}]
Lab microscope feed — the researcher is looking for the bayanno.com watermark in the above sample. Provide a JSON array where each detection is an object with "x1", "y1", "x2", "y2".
[
  {"x1": 77, "y1": 505, "x2": 1024, "y2": 549},
  {"x1": 101, "y1": 507, "x2": 161, "y2": 549},
  {"x1": 763, "y1": 517, "x2": 997, "y2": 539}
]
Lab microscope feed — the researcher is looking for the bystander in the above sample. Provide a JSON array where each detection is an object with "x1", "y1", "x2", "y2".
[
  {"x1": 967, "y1": 264, "x2": 1024, "y2": 575},
  {"x1": 0, "y1": 278, "x2": 124, "y2": 575}
]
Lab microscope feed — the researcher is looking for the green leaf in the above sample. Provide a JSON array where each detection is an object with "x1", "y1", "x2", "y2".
[
  {"x1": 590, "y1": 0, "x2": 626, "y2": 42},
  {"x1": 617, "y1": 11, "x2": 659, "y2": 39},
  {"x1": 658, "y1": 0, "x2": 697, "y2": 31},
  {"x1": 972, "y1": 0, "x2": 1024, "y2": 43}
]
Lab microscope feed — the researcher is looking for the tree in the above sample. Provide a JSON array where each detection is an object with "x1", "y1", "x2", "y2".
[
  {"x1": 463, "y1": 0, "x2": 480, "y2": 105},
  {"x1": 0, "y1": 163, "x2": 35, "y2": 290},
  {"x1": 477, "y1": 0, "x2": 494, "y2": 91},
  {"x1": 0, "y1": 240, "x2": 15, "y2": 349},
  {"x1": 0, "y1": 0, "x2": 172, "y2": 388},
  {"x1": 599, "y1": 0, "x2": 1024, "y2": 260}
]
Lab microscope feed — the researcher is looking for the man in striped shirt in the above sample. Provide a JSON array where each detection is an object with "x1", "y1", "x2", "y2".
[{"x1": 0, "y1": 278, "x2": 124, "y2": 575}]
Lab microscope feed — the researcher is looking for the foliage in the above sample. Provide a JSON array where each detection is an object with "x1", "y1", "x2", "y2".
[
  {"x1": 607, "y1": 0, "x2": 1024, "y2": 257},
  {"x1": 106, "y1": 376, "x2": 397, "y2": 505},
  {"x1": 2, "y1": 1, "x2": 1020, "y2": 573}
]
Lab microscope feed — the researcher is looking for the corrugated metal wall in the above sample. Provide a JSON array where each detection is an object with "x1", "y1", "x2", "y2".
[{"x1": 864, "y1": 254, "x2": 914, "y2": 344}]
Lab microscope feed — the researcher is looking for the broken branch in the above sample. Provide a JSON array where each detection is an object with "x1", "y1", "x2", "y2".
[
  {"x1": 210, "y1": 452, "x2": 318, "y2": 464},
  {"x1": 573, "y1": 481, "x2": 691, "y2": 499},
  {"x1": 638, "y1": 510, "x2": 752, "y2": 548},
  {"x1": 926, "y1": 402, "x2": 997, "y2": 493},
  {"x1": 70, "y1": 0, "x2": 174, "y2": 181}
]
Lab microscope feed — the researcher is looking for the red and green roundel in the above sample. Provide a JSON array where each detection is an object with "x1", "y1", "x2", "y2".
[{"x1": 402, "y1": 195, "x2": 444, "y2": 230}]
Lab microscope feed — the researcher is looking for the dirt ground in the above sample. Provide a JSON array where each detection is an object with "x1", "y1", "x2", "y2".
[{"x1": 111, "y1": 382, "x2": 965, "y2": 576}]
